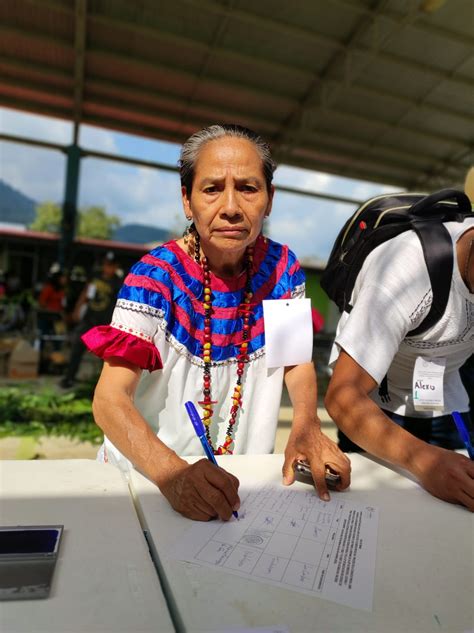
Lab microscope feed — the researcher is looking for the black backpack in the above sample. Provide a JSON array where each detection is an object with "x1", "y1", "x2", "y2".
[{"x1": 320, "y1": 188, "x2": 473, "y2": 337}]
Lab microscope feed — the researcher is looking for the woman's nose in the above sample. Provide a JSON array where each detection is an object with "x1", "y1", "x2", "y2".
[{"x1": 221, "y1": 186, "x2": 240, "y2": 216}]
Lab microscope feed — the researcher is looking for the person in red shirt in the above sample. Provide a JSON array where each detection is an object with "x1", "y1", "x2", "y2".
[{"x1": 37, "y1": 265, "x2": 67, "y2": 357}]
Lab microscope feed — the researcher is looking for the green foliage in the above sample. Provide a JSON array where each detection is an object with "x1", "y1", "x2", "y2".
[
  {"x1": 0, "y1": 384, "x2": 103, "y2": 444},
  {"x1": 29, "y1": 203, "x2": 121, "y2": 240},
  {"x1": 78, "y1": 206, "x2": 121, "y2": 240},
  {"x1": 30, "y1": 201, "x2": 62, "y2": 233}
]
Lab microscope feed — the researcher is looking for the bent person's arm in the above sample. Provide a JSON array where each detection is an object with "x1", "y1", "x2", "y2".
[
  {"x1": 325, "y1": 350, "x2": 474, "y2": 511},
  {"x1": 93, "y1": 358, "x2": 240, "y2": 521}
]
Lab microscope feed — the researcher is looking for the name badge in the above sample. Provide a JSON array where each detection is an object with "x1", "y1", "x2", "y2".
[
  {"x1": 413, "y1": 356, "x2": 446, "y2": 411},
  {"x1": 263, "y1": 298, "x2": 313, "y2": 368}
]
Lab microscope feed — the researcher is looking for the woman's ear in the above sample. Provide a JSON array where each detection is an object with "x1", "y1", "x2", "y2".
[
  {"x1": 264, "y1": 184, "x2": 275, "y2": 218},
  {"x1": 181, "y1": 186, "x2": 192, "y2": 219}
]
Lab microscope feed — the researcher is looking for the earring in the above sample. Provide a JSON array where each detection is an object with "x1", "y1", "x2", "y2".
[{"x1": 183, "y1": 221, "x2": 196, "y2": 245}]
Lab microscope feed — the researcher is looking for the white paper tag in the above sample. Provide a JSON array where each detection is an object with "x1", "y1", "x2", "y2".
[
  {"x1": 413, "y1": 356, "x2": 446, "y2": 411},
  {"x1": 262, "y1": 298, "x2": 313, "y2": 368}
]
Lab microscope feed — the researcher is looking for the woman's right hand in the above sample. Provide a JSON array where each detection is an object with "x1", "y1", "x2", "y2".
[{"x1": 159, "y1": 458, "x2": 241, "y2": 521}]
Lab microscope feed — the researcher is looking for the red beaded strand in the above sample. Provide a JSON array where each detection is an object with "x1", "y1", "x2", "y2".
[{"x1": 195, "y1": 236, "x2": 254, "y2": 455}]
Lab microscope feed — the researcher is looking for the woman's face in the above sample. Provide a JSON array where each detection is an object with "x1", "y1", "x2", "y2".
[{"x1": 182, "y1": 137, "x2": 273, "y2": 258}]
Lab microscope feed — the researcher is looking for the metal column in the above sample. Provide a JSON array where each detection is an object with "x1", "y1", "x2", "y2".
[{"x1": 58, "y1": 143, "x2": 81, "y2": 269}]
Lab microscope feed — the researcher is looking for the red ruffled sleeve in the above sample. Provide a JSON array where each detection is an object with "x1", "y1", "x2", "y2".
[{"x1": 82, "y1": 325, "x2": 163, "y2": 371}]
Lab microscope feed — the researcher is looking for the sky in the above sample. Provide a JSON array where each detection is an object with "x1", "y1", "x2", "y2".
[{"x1": 0, "y1": 106, "x2": 399, "y2": 262}]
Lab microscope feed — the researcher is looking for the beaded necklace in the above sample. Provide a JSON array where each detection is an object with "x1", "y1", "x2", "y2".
[{"x1": 193, "y1": 232, "x2": 254, "y2": 455}]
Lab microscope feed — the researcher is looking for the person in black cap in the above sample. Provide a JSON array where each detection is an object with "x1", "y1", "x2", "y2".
[{"x1": 60, "y1": 252, "x2": 122, "y2": 388}]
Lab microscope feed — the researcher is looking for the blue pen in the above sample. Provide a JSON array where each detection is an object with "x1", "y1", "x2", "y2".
[
  {"x1": 452, "y1": 411, "x2": 474, "y2": 460},
  {"x1": 185, "y1": 401, "x2": 239, "y2": 518}
]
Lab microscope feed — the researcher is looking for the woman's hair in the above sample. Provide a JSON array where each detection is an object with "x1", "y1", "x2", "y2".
[{"x1": 179, "y1": 124, "x2": 276, "y2": 195}]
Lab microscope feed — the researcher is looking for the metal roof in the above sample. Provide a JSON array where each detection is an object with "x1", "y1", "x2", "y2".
[{"x1": 1, "y1": 0, "x2": 473, "y2": 189}]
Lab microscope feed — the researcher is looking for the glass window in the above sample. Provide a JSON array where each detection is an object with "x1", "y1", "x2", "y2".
[
  {"x1": 0, "y1": 107, "x2": 72, "y2": 145},
  {"x1": 78, "y1": 156, "x2": 184, "y2": 244},
  {"x1": 0, "y1": 140, "x2": 66, "y2": 229},
  {"x1": 79, "y1": 124, "x2": 181, "y2": 166}
]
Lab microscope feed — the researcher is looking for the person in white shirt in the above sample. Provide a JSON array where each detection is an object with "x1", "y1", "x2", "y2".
[{"x1": 325, "y1": 215, "x2": 474, "y2": 511}]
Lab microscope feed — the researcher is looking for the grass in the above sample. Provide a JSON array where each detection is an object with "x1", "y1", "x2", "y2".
[{"x1": 0, "y1": 377, "x2": 103, "y2": 444}]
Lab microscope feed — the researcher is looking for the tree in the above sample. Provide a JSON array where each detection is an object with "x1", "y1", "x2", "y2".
[
  {"x1": 29, "y1": 204, "x2": 121, "y2": 240},
  {"x1": 77, "y1": 206, "x2": 121, "y2": 240},
  {"x1": 29, "y1": 201, "x2": 61, "y2": 233}
]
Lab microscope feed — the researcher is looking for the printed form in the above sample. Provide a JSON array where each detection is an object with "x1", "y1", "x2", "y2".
[{"x1": 169, "y1": 484, "x2": 379, "y2": 611}]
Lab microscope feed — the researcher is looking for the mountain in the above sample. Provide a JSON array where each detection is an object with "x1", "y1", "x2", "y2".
[
  {"x1": 112, "y1": 223, "x2": 174, "y2": 244},
  {"x1": 0, "y1": 180, "x2": 173, "y2": 244},
  {"x1": 0, "y1": 179, "x2": 37, "y2": 224}
]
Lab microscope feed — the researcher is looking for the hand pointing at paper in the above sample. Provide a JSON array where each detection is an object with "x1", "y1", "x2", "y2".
[{"x1": 282, "y1": 363, "x2": 351, "y2": 500}]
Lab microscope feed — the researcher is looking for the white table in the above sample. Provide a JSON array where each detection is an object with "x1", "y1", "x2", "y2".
[
  {"x1": 130, "y1": 453, "x2": 474, "y2": 633},
  {"x1": 0, "y1": 460, "x2": 175, "y2": 633}
]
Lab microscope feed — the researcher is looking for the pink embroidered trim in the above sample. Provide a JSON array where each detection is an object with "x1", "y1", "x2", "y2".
[{"x1": 82, "y1": 325, "x2": 162, "y2": 371}]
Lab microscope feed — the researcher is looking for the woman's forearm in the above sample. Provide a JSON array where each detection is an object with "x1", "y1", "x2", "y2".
[
  {"x1": 92, "y1": 388, "x2": 185, "y2": 487},
  {"x1": 284, "y1": 362, "x2": 320, "y2": 429}
]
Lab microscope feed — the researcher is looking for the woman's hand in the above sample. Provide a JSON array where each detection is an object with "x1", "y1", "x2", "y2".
[
  {"x1": 158, "y1": 458, "x2": 241, "y2": 521},
  {"x1": 282, "y1": 422, "x2": 351, "y2": 501}
]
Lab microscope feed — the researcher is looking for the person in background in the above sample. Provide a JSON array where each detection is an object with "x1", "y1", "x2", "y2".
[
  {"x1": 38, "y1": 263, "x2": 66, "y2": 314},
  {"x1": 0, "y1": 271, "x2": 30, "y2": 334},
  {"x1": 63, "y1": 265, "x2": 87, "y2": 330},
  {"x1": 60, "y1": 252, "x2": 121, "y2": 389},
  {"x1": 325, "y1": 196, "x2": 474, "y2": 511},
  {"x1": 36, "y1": 263, "x2": 67, "y2": 354},
  {"x1": 311, "y1": 306, "x2": 325, "y2": 334},
  {"x1": 82, "y1": 124, "x2": 351, "y2": 521}
]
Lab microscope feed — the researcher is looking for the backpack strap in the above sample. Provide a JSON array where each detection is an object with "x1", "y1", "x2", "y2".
[{"x1": 408, "y1": 221, "x2": 453, "y2": 336}]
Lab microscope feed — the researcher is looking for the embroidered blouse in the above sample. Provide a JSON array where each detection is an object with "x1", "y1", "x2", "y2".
[{"x1": 83, "y1": 235, "x2": 306, "y2": 462}]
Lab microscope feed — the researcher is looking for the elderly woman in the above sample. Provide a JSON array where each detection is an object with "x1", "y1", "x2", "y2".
[{"x1": 84, "y1": 124, "x2": 351, "y2": 521}]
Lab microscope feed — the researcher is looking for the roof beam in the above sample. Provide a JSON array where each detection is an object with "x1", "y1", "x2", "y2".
[
  {"x1": 2, "y1": 21, "x2": 473, "y2": 132},
  {"x1": 411, "y1": 144, "x2": 474, "y2": 188},
  {"x1": 3, "y1": 51, "x2": 471, "y2": 128},
  {"x1": 326, "y1": 0, "x2": 474, "y2": 49},
  {"x1": 0, "y1": 94, "x2": 72, "y2": 121},
  {"x1": 81, "y1": 49, "x2": 474, "y2": 151},
  {"x1": 0, "y1": 23, "x2": 71, "y2": 48},
  {"x1": 0, "y1": 56, "x2": 274, "y2": 132},
  {"x1": 291, "y1": 133, "x2": 465, "y2": 176},
  {"x1": 83, "y1": 12, "x2": 474, "y2": 124},
  {"x1": 176, "y1": 0, "x2": 237, "y2": 134},
  {"x1": 1, "y1": 70, "x2": 469, "y2": 164},
  {"x1": 324, "y1": 78, "x2": 473, "y2": 125},
  {"x1": 21, "y1": 0, "x2": 474, "y2": 96},
  {"x1": 366, "y1": 45, "x2": 474, "y2": 165},
  {"x1": 273, "y1": 0, "x2": 423, "y2": 155},
  {"x1": 0, "y1": 24, "x2": 297, "y2": 106},
  {"x1": 1, "y1": 71, "x2": 471, "y2": 187},
  {"x1": 87, "y1": 12, "x2": 310, "y2": 84},
  {"x1": 177, "y1": 0, "x2": 474, "y2": 91}
]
